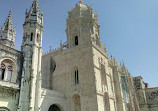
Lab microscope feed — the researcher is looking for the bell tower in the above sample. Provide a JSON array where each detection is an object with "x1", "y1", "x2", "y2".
[
  {"x1": 65, "y1": 0, "x2": 101, "y2": 48},
  {"x1": 18, "y1": 0, "x2": 43, "y2": 111}
]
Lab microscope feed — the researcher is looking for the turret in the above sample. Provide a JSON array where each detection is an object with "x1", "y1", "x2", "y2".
[
  {"x1": 18, "y1": 0, "x2": 43, "y2": 111},
  {"x1": 65, "y1": 0, "x2": 101, "y2": 49},
  {"x1": 21, "y1": 0, "x2": 43, "y2": 48},
  {"x1": 0, "y1": 10, "x2": 16, "y2": 48}
]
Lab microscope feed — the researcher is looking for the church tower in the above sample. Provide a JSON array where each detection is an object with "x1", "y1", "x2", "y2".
[
  {"x1": 63, "y1": 1, "x2": 111, "y2": 111},
  {"x1": 65, "y1": 0, "x2": 101, "y2": 49},
  {"x1": 18, "y1": 0, "x2": 43, "y2": 111},
  {"x1": 0, "y1": 10, "x2": 16, "y2": 48}
]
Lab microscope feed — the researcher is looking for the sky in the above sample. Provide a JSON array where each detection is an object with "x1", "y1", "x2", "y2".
[{"x1": 0, "y1": 0, "x2": 158, "y2": 87}]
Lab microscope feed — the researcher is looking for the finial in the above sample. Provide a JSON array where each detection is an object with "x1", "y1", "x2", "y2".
[
  {"x1": 111, "y1": 54, "x2": 112, "y2": 60},
  {"x1": 60, "y1": 40, "x2": 62, "y2": 47},
  {"x1": 114, "y1": 57, "x2": 116, "y2": 65},
  {"x1": 9, "y1": 10, "x2": 12, "y2": 17},
  {"x1": 96, "y1": 12, "x2": 98, "y2": 17},
  {"x1": 25, "y1": 9, "x2": 28, "y2": 14},
  {"x1": 122, "y1": 60, "x2": 125, "y2": 67},
  {"x1": 104, "y1": 45, "x2": 107, "y2": 53},
  {"x1": 49, "y1": 46, "x2": 52, "y2": 52},
  {"x1": 79, "y1": 0, "x2": 83, "y2": 4}
]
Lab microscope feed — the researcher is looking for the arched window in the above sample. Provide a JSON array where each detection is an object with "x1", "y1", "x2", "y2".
[
  {"x1": 75, "y1": 69, "x2": 79, "y2": 84},
  {"x1": 0, "y1": 64, "x2": 6, "y2": 80},
  {"x1": 6, "y1": 66, "x2": 12, "y2": 81},
  {"x1": 0, "y1": 59, "x2": 16, "y2": 82},
  {"x1": 101, "y1": 64, "x2": 107, "y2": 85},
  {"x1": 48, "y1": 104, "x2": 61, "y2": 111},
  {"x1": 73, "y1": 94, "x2": 81, "y2": 111}
]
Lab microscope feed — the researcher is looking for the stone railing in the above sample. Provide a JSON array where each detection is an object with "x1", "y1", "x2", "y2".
[
  {"x1": 43, "y1": 42, "x2": 68, "y2": 57},
  {"x1": 0, "y1": 80, "x2": 19, "y2": 89}
]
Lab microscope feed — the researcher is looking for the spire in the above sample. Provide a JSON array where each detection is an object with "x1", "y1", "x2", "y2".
[
  {"x1": 1, "y1": 10, "x2": 14, "y2": 31},
  {"x1": 24, "y1": 0, "x2": 43, "y2": 25},
  {"x1": 111, "y1": 54, "x2": 113, "y2": 60},
  {"x1": 49, "y1": 46, "x2": 52, "y2": 53},
  {"x1": 79, "y1": 0, "x2": 83, "y2": 4},
  {"x1": 122, "y1": 60, "x2": 125, "y2": 68},
  {"x1": 103, "y1": 45, "x2": 107, "y2": 54},
  {"x1": 0, "y1": 10, "x2": 15, "y2": 48},
  {"x1": 29, "y1": 0, "x2": 40, "y2": 13},
  {"x1": 120, "y1": 61, "x2": 122, "y2": 66},
  {"x1": 121, "y1": 60, "x2": 127, "y2": 72}
]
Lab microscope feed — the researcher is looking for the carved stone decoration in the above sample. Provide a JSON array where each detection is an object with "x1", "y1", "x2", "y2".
[
  {"x1": 147, "y1": 91, "x2": 158, "y2": 101},
  {"x1": 0, "y1": 87, "x2": 18, "y2": 99},
  {"x1": 133, "y1": 78, "x2": 142, "y2": 89},
  {"x1": 98, "y1": 57, "x2": 105, "y2": 65}
]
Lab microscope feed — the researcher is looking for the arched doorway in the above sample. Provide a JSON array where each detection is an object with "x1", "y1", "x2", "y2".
[
  {"x1": 48, "y1": 104, "x2": 61, "y2": 111},
  {"x1": 73, "y1": 94, "x2": 81, "y2": 111}
]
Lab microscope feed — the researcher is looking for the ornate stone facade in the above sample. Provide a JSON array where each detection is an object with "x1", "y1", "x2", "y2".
[{"x1": 0, "y1": 0, "x2": 157, "y2": 111}]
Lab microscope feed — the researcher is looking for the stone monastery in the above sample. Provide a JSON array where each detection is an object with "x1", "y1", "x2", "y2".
[{"x1": 0, "y1": 0, "x2": 158, "y2": 111}]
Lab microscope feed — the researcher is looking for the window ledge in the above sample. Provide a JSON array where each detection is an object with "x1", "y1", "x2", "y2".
[{"x1": 0, "y1": 81, "x2": 19, "y2": 90}]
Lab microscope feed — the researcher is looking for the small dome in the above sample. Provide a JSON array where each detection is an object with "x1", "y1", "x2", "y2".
[{"x1": 69, "y1": 1, "x2": 94, "y2": 20}]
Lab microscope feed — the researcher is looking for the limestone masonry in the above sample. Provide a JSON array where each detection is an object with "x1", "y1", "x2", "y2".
[{"x1": 0, "y1": 0, "x2": 157, "y2": 111}]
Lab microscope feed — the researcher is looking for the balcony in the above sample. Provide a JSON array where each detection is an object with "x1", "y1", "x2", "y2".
[{"x1": 0, "y1": 80, "x2": 19, "y2": 90}]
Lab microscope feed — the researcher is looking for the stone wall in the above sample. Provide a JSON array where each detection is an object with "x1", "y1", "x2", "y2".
[
  {"x1": 146, "y1": 88, "x2": 158, "y2": 111},
  {"x1": 0, "y1": 44, "x2": 21, "y2": 111}
]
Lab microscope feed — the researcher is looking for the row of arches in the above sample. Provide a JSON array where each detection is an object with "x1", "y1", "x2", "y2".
[
  {"x1": 0, "y1": 95, "x2": 110, "y2": 111},
  {"x1": 48, "y1": 94, "x2": 111, "y2": 111}
]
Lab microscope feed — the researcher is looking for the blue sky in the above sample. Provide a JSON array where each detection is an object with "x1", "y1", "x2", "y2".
[{"x1": 0, "y1": 0, "x2": 158, "y2": 87}]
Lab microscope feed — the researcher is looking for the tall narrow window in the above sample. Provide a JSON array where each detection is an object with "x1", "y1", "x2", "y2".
[
  {"x1": 75, "y1": 69, "x2": 79, "y2": 84},
  {"x1": 0, "y1": 64, "x2": 5, "y2": 80},
  {"x1": 30, "y1": 33, "x2": 33, "y2": 41},
  {"x1": 104, "y1": 93, "x2": 111, "y2": 111},
  {"x1": 37, "y1": 34, "x2": 40, "y2": 43},
  {"x1": 6, "y1": 66, "x2": 12, "y2": 82},
  {"x1": 75, "y1": 36, "x2": 78, "y2": 45},
  {"x1": 101, "y1": 64, "x2": 107, "y2": 85}
]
